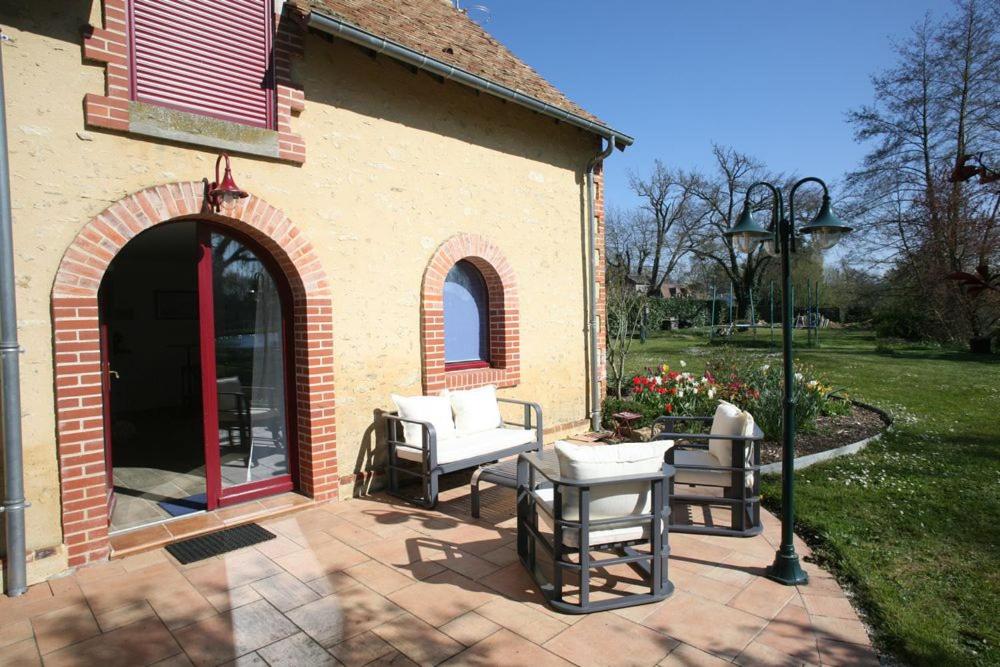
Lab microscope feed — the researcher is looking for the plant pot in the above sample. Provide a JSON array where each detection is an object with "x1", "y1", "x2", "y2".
[{"x1": 969, "y1": 337, "x2": 993, "y2": 354}]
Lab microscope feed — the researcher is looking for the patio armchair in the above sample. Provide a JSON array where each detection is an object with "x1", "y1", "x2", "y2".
[
  {"x1": 517, "y1": 441, "x2": 675, "y2": 614},
  {"x1": 651, "y1": 400, "x2": 764, "y2": 537},
  {"x1": 384, "y1": 385, "x2": 542, "y2": 508}
]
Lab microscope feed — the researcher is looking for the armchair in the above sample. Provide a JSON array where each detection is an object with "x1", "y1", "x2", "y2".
[{"x1": 651, "y1": 401, "x2": 764, "y2": 537}]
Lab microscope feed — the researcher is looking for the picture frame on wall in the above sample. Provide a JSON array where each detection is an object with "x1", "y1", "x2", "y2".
[{"x1": 154, "y1": 290, "x2": 198, "y2": 320}]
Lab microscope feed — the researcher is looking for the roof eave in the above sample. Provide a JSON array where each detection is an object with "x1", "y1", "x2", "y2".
[{"x1": 305, "y1": 10, "x2": 635, "y2": 150}]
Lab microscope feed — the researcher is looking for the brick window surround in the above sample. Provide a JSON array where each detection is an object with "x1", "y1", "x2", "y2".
[
  {"x1": 52, "y1": 183, "x2": 336, "y2": 567},
  {"x1": 421, "y1": 234, "x2": 519, "y2": 393},
  {"x1": 82, "y1": 0, "x2": 306, "y2": 162}
]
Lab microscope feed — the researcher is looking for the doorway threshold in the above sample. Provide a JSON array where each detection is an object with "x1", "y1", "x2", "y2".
[{"x1": 109, "y1": 492, "x2": 315, "y2": 559}]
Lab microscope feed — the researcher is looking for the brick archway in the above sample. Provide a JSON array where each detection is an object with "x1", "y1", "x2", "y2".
[
  {"x1": 52, "y1": 182, "x2": 337, "y2": 567},
  {"x1": 421, "y1": 233, "x2": 519, "y2": 393}
]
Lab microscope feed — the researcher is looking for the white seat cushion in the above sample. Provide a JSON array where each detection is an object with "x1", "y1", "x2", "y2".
[
  {"x1": 395, "y1": 426, "x2": 535, "y2": 464},
  {"x1": 672, "y1": 448, "x2": 755, "y2": 488},
  {"x1": 391, "y1": 393, "x2": 456, "y2": 446},
  {"x1": 449, "y1": 385, "x2": 503, "y2": 435},
  {"x1": 534, "y1": 487, "x2": 653, "y2": 547},
  {"x1": 705, "y1": 401, "x2": 756, "y2": 487}
]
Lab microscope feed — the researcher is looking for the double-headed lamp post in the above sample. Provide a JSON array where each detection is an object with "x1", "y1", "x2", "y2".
[{"x1": 724, "y1": 177, "x2": 852, "y2": 586}]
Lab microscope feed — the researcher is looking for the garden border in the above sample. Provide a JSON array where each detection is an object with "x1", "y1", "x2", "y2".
[{"x1": 759, "y1": 400, "x2": 893, "y2": 474}]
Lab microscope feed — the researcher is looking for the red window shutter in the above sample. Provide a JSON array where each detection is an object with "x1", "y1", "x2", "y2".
[{"x1": 130, "y1": 0, "x2": 275, "y2": 129}]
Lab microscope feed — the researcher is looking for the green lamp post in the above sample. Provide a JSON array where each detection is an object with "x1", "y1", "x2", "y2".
[{"x1": 725, "y1": 177, "x2": 852, "y2": 586}]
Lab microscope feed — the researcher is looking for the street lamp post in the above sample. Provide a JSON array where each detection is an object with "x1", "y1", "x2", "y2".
[{"x1": 724, "y1": 177, "x2": 852, "y2": 586}]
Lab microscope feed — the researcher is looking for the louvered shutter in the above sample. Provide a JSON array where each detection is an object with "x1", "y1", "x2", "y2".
[{"x1": 130, "y1": 0, "x2": 275, "y2": 129}]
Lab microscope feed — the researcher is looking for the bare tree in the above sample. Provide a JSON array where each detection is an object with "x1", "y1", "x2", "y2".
[
  {"x1": 605, "y1": 269, "x2": 649, "y2": 398},
  {"x1": 626, "y1": 161, "x2": 701, "y2": 296}
]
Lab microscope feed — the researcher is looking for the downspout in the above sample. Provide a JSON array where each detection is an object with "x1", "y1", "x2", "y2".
[
  {"x1": 586, "y1": 135, "x2": 615, "y2": 432},
  {"x1": 0, "y1": 35, "x2": 27, "y2": 597}
]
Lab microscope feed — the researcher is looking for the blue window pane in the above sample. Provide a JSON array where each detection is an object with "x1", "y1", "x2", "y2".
[{"x1": 444, "y1": 261, "x2": 490, "y2": 363}]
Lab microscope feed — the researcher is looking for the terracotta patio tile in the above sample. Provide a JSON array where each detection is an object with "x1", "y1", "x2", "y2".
[
  {"x1": 543, "y1": 612, "x2": 677, "y2": 667},
  {"x1": 251, "y1": 535, "x2": 302, "y2": 560},
  {"x1": 79, "y1": 561, "x2": 187, "y2": 615},
  {"x1": 95, "y1": 600, "x2": 156, "y2": 632},
  {"x1": 3, "y1": 638, "x2": 41, "y2": 666},
  {"x1": 261, "y1": 515, "x2": 338, "y2": 549},
  {"x1": 250, "y1": 571, "x2": 320, "y2": 611},
  {"x1": 286, "y1": 585, "x2": 406, "y2": 646},
  {"x1": 670, "y1": 567, "x2": 745, "y2": 605},
  {"x1": 219, "y1": 653, "x2": 268, "y2": 666},
  {"x1": 368, "y1": 651, "x2": 420, "y2": 666},
  {"x1": 753, "y1": 601, "x2": 821, "y2": 664},
  {"x1": 0, "y1": 581, "x2": 82, "y2": 624},
  {"x1": 438, "y1": 611, "x2": 501, "y2": 646},
  {"x1": 152, "y1": 653, "x2": 196, "y2": 666},
  {"x1": 476, "y1": 561, "x2": 583, "y2": 625},
  {"x1": 256, "y1": 632, "x2": 339, "y2": 666},
  {"x1": 338, "y1": 507, "x2": 427, "y2": 539},
  {"x1": 43, "y1": 616, "x2": 181, "y2": 667},
  {"x1": 810, "y1": 614, "x2": 872, "y2": 646},
  {"x1": 31, "y1": 603, "x2": 100, "y2": 654},
  {"x1": 475, "y1": 596, "x2": 568, "y2": 644},
  {"x1": 817, "y1": 638, "x2": 880, "y2": 666},
  {"x1": 736, "y1": 638, "x2": 814, "y2": 666},
  {"x1": 321, "y1": 516, "x2": 385, "y2": 546},
  {"x1": 305, "y1": 571, "x2": 359, "y2": 597},
  {"x1": 328, "y1": 630, "x2": 397, "y2": 666},
  {"x1": 203, "y1": 583, "x2": 263, "y2": 613},
  {"x1": 0, "y1": 617, "x2": 33, "y2": 648},
  {"x1": 479, "y1": 544, "x2": 518, "y2": 567},
  {"x1": 344, "y1": 559, "x2": 417, "y2": 595},
  {"x1": 797, "y1": 573, "x2": 844, "y2": 596},
  {"x1": 363, "y1": 529, "x2": 450, "y2": 581},
  {"x1": 147, "y1": 583, "x2": 218, "y2": 630},
  {"x1": 273, "y1": 537, "x2": 369, "y2": 582},
  {"x1": 172, "y1": 599, "x2": 299, "y2": 666},
  {"x1": 119, "y1": 549, "x2": 170, "y2": 572},
  {"x1": 442, "y1": 628, "x2": 574, "y2": 666},
  {"x1": 74, "y1": 559, "x2": 127, "y2": 583},
  {"x1": 109, "y1": 524, "x2": 173, "y2": 557},
  {"x1": 728, "y1": 576, "x2": 797, "y2": 619},
  {"x1": 371, "y1": 612, "x2": 466, "y2": 665},
  {"x1": 642, "y1": 590, "x2": 769, "y2": 659},
  {"x1": 658, "y1": 642, "x2": 731, "y2": 666},
  {"x1": 801, "y1": 593, "x2": 858, "y2": 620},
  {"x1": 183, "y1": 549, "x2": 285, "y2": 597},
  {"x1": 387, "y1": 570, "x2": 495, "y2": 627}
]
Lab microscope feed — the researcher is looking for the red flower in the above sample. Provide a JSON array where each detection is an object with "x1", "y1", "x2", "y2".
[{"x1": 664, "y1": 403, "x2": 674, "y2": 414}]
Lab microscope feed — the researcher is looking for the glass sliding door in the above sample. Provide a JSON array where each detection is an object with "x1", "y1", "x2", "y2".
[{"x1": 197, "y1": 225, "x2": 295, "y2": 507}]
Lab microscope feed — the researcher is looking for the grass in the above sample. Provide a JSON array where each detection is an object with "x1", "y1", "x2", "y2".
[{"x1": 622, "y1": 327, "x2": 1000, "y2": 666}]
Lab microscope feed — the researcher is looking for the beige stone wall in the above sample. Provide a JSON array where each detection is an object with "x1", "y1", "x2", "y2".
[{"x1": 0, "y1": 3, "x2": 597, "y2": 572}]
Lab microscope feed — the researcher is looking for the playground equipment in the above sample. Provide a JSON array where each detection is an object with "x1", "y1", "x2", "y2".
[{"x1": 709, "y1": 278, "x2": 828, "y2": 348}]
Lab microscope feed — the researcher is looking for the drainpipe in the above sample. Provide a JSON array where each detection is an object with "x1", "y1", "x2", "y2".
[
  {"x1": 0, "y1": 35, "x2": 28, "y2": 597},
  {"x1": 586, "y1": 135, "x2": 615, "y2": 432}
]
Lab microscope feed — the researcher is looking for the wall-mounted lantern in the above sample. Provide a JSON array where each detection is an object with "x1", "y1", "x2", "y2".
[{"x1": 207, "y1": 153, "x2": 249, "y2": 212}]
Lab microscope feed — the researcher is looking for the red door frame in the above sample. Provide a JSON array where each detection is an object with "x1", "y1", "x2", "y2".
[
  {"x1": 98, "y1": 220, "x2": 299, "y2": 521},
  {"x1": 196, "y1": 222, "x2": 298, "y2": 508}
]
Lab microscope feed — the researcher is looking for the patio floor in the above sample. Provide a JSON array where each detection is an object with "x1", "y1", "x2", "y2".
[{"x1": 1, "y1": 482, "x2": 878, "y2": 666}]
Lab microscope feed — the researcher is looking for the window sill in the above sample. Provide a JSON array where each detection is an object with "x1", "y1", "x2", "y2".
[
  {"x1": 445, "y1": 365, "x2": 518, "y2": 390},
  {"x1": 445, "y1": 360, "x2": 491, "y2": 372},
  {"x1": 128, "y1": 101, "x2": 282, "y2": 160}
]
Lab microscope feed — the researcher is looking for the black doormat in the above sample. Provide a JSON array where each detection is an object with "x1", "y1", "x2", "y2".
[{"x1": 165, "y1": 523, "x2": 276, "y2": 565}]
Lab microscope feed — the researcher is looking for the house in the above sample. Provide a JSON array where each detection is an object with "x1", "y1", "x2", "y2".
[{"x1": 0, "y1": 0, "x2": 632, "y2": 588}]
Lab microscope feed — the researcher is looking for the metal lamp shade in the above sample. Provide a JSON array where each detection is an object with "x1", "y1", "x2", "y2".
[
  {"x1": 800, "y1": 196, "x2": 851, "y2": 250},
  {"x1": 725, "y1": 205, "x2": 772, "y2": 253}
]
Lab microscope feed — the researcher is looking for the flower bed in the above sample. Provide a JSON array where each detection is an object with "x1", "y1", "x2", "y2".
[{"x1": 604, "y1": 355, "x2": 852, "y2": 442}]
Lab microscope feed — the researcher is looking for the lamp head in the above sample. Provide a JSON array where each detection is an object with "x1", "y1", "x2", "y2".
[
  {"x1": 800, "y1": 195, "x2": 852, "y2": 250},
  {"x1": 724, "y1": 203, "x2": 772, "y2": 254},
  {"x1": 208, "y1": 153, "x2": 249, "y2": 212}
]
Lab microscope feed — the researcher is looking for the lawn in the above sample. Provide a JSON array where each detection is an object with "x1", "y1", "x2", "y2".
[{"x1": 622, "y1": 327, "x2": 1000, "y2": 666}]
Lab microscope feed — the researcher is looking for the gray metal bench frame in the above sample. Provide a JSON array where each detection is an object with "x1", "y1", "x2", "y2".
[
  {"x1": 651, "y1": 415, "x2": 764, "y2": 537},
  {"x1": 384, "y1": 398, "x2": 542, "y2": 508},
  {"x1": 517, "y1": 451, "x2": 675, "y2": 614}
]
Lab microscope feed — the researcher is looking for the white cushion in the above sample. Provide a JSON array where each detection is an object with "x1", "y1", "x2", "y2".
[
  {"x1": 391, "y1": 393, "x2": 456, "y2": 446},
  {"x1": 395, "y1": 427, "x2": 535, "y2": 464},
  {"x1": 553, "y1": 440, "x2": 672, "y2": 526},
  {"x1": 673, "y1": 449, "x2": 734, "y2": 486},
  {"x1": 708, "y1": 401, "x2": 755, "y2": 469},
  {"x1": 534, "y1": 487, "x2": 652, "y2": 547},
  {"x1": 449, "y1": 385, "x2": 503, "y2": 436}
]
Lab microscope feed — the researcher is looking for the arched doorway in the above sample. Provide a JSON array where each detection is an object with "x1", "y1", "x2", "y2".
[
  {"x1": 100, "y1": 220, "x2": 296, "y2": 532},
  {"x1": 52, "y1": 182, "x2": 337, "y2": 567}
]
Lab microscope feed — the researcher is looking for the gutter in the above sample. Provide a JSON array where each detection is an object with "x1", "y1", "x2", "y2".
[
  {"x1": 586, "y1": 136, "x2": 615, "y2": 432},
  {"x1": 0, "y1": 35, "x2": 28, "y2": 597},
  {"x1": 305, "y1": 11, "x2": 635, "y2": 150}
]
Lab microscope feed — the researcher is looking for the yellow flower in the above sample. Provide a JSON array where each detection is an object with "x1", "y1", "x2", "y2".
[{"x1": 660, "y1": 363, "x2": 669, "y2": 373}]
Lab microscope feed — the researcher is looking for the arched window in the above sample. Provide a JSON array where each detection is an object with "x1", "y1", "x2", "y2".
[{"x1": 444, "y1": 260, "x2": 490, "y2": 367}]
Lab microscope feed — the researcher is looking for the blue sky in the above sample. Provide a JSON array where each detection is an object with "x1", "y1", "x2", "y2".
[{"x1": 479, "y1": 0, "x2": 948, "y2": 210}]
